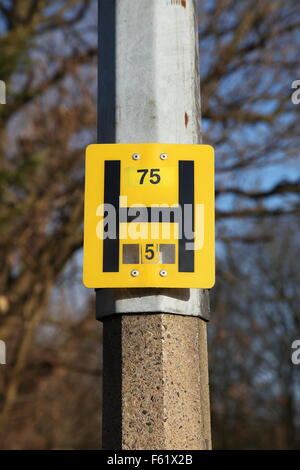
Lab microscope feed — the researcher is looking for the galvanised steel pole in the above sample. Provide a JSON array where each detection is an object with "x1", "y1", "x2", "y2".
[{"x1": 98, "y1": 0, "x2": 211, "y2": 450}]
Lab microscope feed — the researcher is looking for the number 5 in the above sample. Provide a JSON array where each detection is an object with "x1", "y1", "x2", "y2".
[
  {"x1": 149, "y1": 169, "x2": 161, "y2": 184},
  {"x1": 145, "y1": 244, "x2": 155, "y2": 260}
]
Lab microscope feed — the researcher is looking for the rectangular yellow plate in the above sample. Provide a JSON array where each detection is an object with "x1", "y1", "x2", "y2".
[{"x1": 83, "y1": 143, "x2": 215, "y2": 288}]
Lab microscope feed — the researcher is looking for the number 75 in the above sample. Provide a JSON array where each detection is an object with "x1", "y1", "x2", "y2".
[{"x1": 137, "y1": 168, "x2": 161, "y2": 185}]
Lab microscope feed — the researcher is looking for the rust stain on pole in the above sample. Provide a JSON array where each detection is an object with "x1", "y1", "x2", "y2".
[
  {"x1": 170, "y1": 0, "x2": 187, "y2": 7},
  {"x1": 184, "y1": 112, "x2": 189, "y2": 128}
]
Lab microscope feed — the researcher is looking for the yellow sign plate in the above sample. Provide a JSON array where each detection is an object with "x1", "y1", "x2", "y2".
[{"x1": 83, "y1": 144, "x2": 215, "y2": 288}]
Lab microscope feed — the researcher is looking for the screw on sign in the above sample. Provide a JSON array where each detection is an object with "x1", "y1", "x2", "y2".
[{"x1": 83, "y1": 143, "x2": 215, "y2": 289}]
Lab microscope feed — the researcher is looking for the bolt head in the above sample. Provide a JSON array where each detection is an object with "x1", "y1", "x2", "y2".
[
  {"x1": 160, "y1": 270, "x2": 168, "y2": 277},
  {"x1": 131, "y1": 269, "x2": 139, "y2": 277},
  {"x1": 132, "y1": 153, "x2": 140, "y2": 160},
  {"x1": 160, "y1": 153, "x2": 168, "y2": 160}
]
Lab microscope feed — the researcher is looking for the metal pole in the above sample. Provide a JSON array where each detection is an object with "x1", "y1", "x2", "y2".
[{"x1": 98, "y1": 0, "x2": 211, "y2": 450}]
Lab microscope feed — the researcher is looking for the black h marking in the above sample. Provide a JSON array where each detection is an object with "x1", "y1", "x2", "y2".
[
  {"x1": 102, "y1": 159, "x2": 195, "y2": 274},
  {"x1": 179, "y1": 161, "x2": 195, "y2": 272},
  {"x1": 103, "y1": 160, "x2": 120, "y2": 272}
]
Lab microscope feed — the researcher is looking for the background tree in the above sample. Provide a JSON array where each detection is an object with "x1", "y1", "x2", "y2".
[{"x1": 210, "y1": 219, "x2": 300, "y2": 449}]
